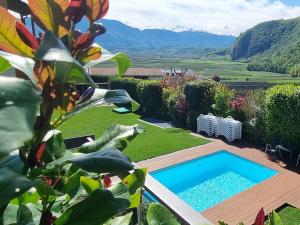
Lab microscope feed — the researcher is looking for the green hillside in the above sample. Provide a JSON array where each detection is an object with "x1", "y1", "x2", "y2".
[{"x1": 231, "y1": 17, "x2": 300, "y2": 76}]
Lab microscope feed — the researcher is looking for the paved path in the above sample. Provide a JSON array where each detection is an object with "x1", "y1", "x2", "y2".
[{"x1": 138, "y1": 138, "x2": 300, "y2": 225}]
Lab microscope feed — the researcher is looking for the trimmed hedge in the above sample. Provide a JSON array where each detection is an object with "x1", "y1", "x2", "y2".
[
  {"x1": 137, "y1": 80, "x2": 163, "y2": 116},
  {"x1": 109, "y1": 78, "x2": 141, "y2": 101},
  {"x1": 184, "y1": 80, "x2": 217, "y2": 130},
  {"x1": 265, "y1": 84, "x2": 300, "y2": 148}
]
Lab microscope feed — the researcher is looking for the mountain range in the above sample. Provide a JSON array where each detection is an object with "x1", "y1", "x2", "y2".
[
  {"x1": 77, "y1": 19, "x2": 236, "y2": 53},
  {"x1": 231, "y1": 17, "x2": 300, "y2": 75}
]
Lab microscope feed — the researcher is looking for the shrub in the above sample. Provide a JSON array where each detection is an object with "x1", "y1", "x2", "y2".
[
  {"x1": 160, "y1": 88, "x2": 173, "y2": 120},
  {"x1": 230, "y1": 96, "x2": 247, "y2": 122},
  {"x1": 184, "y1": 80, "x2": 217, "y2": 130},
  {"x1": 137, "y1": 80, "x2": 163, "y2": 116},
  {"x1": 265, "y1": 84, "x2": 300, "y2": 148},
  {"x1": 212, "y1": 84, "x2": 234, "y2": 117},
  {"x1": 167, "y1": 91, "x2": 187, "y2": 127},
  {"x1": 110, "y1": 78, "x2": 141, "y2": 101},
  {"x1": 242, "y1": 90, "x2": 267, "y2": 144}
]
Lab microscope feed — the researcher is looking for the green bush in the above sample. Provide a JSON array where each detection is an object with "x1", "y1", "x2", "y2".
[
  {"x1": 265, "y1": 84, "x2": 300, "y2": 148},
  {"x1": 212, "y1": 84, "x2": 234, "y2": 117},
  {"x1": 137, "y1": 80, "x2": 163, "y2": 116},
  {"x1": 167, "y1": 90, "x2": 187, "y2": 127},
  {"x1": 110, "y1": 78, "x2": 141, "y2": 101},
  {"x1": 184, "y1": 80, "x2": 217, "y2": 130},
  {"x1": 161, "y1": 88, "x2": 172, "y2": 120}
]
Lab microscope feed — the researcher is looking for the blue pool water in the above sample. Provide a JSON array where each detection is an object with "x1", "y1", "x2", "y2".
[{"x1": 151, "y1": 151, "x2": 277, "y2": 212}]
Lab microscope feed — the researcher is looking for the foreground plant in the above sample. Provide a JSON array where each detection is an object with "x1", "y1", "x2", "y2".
[
  {"x1": 0, "y1": 1, "x2": 179, "y2": 224},
  {"x1": 219, "y1": 208, "x2": 284, "y2": 225}
]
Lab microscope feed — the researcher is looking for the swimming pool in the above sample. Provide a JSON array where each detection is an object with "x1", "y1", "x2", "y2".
[{"x1": 151, "y1": 151, "x2": 278, "y2": 212}]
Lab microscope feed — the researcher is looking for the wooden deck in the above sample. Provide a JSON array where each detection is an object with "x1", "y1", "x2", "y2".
[{"x1": 138, "y1": 138, "x2": 300, "y2": 225}]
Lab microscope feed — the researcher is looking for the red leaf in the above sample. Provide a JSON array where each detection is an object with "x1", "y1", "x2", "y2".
[
  {"x1": 16, "y1": 21, "x2": 40, "y2": 51},
  {"x1": 36, "y1": 143, "x2": 46, "y2": 162},
  {"x1": 68, "y1": 0, "x2": 86, "y2": 23},
  {"x1": 103, "y1": 175, "x2": 112, "y2": 188},
  {"x1": 254, "y1": 207, "x2": 265, "y2": 225},
  {"x1": 73, "y1": 32, "x2": 90, "y2": 50}
]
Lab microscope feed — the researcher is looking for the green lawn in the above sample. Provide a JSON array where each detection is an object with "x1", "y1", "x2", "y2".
[
  {"x1": 276, "y1": 207, "x2": 300, "y2": 225},
  {"x1": 59, "y1": 107, "x2": 209, "y2": 162}
]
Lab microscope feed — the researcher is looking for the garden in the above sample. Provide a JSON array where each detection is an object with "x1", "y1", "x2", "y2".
[
  {"x1": 0, "y1": 0, "x2": 299, "y2": 225},
  {"x1": 109, "y1": 76, "x2": 300, "y2": 164}
]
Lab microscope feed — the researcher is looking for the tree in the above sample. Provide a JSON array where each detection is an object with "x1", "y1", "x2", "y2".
[{"x1": 0, "y1": 1, "x2": 179, "y2": 225}]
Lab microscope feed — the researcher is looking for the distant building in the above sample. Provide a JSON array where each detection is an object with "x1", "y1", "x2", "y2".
[
  {"x1": 90, "y1": 67, "x2": 197, "y2": 80},
  {"x1": 162, "y1": 68, "x2": 196, "y2": 77}
]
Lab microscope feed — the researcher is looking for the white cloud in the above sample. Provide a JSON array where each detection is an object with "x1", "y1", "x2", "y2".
[{"x1": 106, "y1": 0, "x2": 300, "y2": 36}]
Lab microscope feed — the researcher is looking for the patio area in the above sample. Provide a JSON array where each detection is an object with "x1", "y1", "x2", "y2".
[{"x1": 138, "y1": 138, "x2": 300, "y2": 225}]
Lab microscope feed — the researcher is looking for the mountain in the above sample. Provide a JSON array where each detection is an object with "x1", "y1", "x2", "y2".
[
  {"x1": 231, "y1": 17, "x2": 300, "y2": 75},
  {"x1": 77, "y1": 19, "x2": 235, "y2": 54}
]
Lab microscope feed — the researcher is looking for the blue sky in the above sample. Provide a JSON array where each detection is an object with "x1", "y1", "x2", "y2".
[
  {"x1": 279, "y1": 0, "x2": 300, "y2": 6},
  {"x1": 107, "y1": 0, "x2": 300, "y2": 36}
]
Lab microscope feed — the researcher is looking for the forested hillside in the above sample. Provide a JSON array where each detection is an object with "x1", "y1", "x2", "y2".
[{"x1": 231, "y1": 17, "x2": 300, "y2": 76}]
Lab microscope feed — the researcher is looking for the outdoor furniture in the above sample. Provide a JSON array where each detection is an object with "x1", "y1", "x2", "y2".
[
  {"x1": 112, "y1": 107, "x2": 131, "y2": 114},
  {"x1": 275, "y1": 145, "x2": 293, "y2": 164},
  {"x1": 64, "y1": 135, "x2": 95, "y2": 150},
  {"x1": 215, "y1": 116, "x2": 242, "y2": 142},
  {"x1": 265, "y1": 144, "x2": 278, "y2": 161},
  {"x1": 197, "y1": 113, "x2": 217, "y2": 136}
]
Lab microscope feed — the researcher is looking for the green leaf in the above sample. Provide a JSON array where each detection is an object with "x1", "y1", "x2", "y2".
[
  {"x1": 0, "y1": 56, "x2": 10, "y2": 73},
  {"x1": 17, "y1": 204, "x2": 35, "y2": 225},
  {"x1": 104, "y1": 212, "x2": 133, "y2": 225},
  {"x1": 64, "y1": 170, "x2": 82, "y2": 198},
  {"x1": 42, "y1": 130, "x2": 66, "y2": 163},
  {"x1": 0, "y1": 168, "x2": 35, "y2": 207},
  {"x1": 80, "y1": 177, "x2": 101, "y2": 194},
  {"x1": 36, "y1": 32, "x2": 96, "y2": 87},
  {"x1": 84, "y1": 49, "x2": 132, "y2": 77},
  {"x1": 0, "y1": 51, "x2": 36, "y2": 86},
  {"x1": 123, "y1": 169, "x2": 147, "y2": 208},
  {"x1": 0, "y1": 151, "x2": 24, "y2": 174},
  {"x1": 35, "y1": 182, "x2": 57, "y2": 202},
  {"x1": 0, "y1": 77, "x2": 41, "y2": 159},
  {"x1": 267, "y1": 211, "x2": 283, "y2": 225},
  {"x1": 79, "y1": 124, "x2": 144, "y2": 153},
  {"x1": 69, "y1": 148, "x2": 134, "y2": 174},
  {"x1": 108, "y1": 183, "x2": 130, "y2": 200},
  {"x1": 123, "y1": 169, "x2": 147, "y2": 195},
  {"x1": 146, "y1": 203, "x2": 180, "y2": 225},
  {"x1": 54, "y1": 189, "x2": 130, "y2": 225}
]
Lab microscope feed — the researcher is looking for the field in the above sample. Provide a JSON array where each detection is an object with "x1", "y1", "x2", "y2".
[
  {"x1": 130, "y1": 55, "x2": 300, "y2": 84},
  {"x1": 59, "y1": 106, "x2": 209, "y2": 162}
]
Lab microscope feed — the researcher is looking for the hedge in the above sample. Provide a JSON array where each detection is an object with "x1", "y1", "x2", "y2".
[
  {"x1": 265, "y1": 84, "x2": 300, "y2": 148},
  {"x1": 184, "y1": 80, "x2": 217, "y2": 130},
  {"x1": 137, "y1": 80, "x2": 163, "y2": 116},
  {"x1": 109, "y1": 78, "x2": 141, "y2": 101}
]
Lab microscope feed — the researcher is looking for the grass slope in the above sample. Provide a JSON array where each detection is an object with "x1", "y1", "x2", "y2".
[{"x1": 59, "y1": 107, "x2": 209, "y2": 162}]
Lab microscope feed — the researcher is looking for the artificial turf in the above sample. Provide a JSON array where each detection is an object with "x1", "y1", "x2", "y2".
[{"x1": 59, "y1": 106, "x2": 209, "y2": 162}]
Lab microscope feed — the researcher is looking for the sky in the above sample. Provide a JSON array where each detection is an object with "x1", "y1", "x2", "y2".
[{"x1": 106, "y1": 0, "x2": 300, "y2": 36}]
